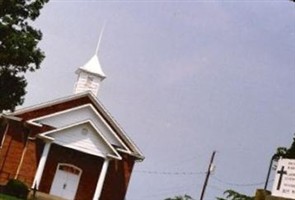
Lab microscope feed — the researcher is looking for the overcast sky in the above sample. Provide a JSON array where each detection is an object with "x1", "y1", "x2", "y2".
[{"x1": 23, "y1": 1, "x2": 295, "y2": 200}]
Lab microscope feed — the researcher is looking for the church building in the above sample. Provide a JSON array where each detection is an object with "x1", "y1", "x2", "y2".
[{"x1": 0, "y1": 50, "x2": 144, "y2": 199}]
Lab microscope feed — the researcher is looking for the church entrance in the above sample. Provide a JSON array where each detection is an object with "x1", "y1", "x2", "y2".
[{"x1": 50, "y1": 163, "x2": 82, "y2": 199}]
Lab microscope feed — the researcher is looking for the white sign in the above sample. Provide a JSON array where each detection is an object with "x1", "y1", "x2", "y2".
[{"x1": 272, "y1": 158, "x2": 295, "y2": 199}]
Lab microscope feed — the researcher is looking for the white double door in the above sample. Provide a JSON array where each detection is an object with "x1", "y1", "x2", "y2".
[{"x1": 50, "y1": 164, "x2": 81, "y2": 200}]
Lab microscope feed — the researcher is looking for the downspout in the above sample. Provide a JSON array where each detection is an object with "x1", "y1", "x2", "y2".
[
  {"x1": 0, "y1": 122, "x2": 9, "y2": 170},
  {"x1": 0, "y1": 123, "x2": 14, "y2": 172},
  {"x1": 15, "y1": 125, "x2": 31, "y2": 179},
  {"x1": 0, "y1": 123, "x2": 9, "y2": 148}
]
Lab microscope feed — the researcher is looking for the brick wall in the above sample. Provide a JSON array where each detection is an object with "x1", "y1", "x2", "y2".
[
  {"x1": 100, "y1": 154, "x2": 135, "y2": 200},
  {"x1": 17, "y1": 139, "x2": 45, "y2": 186},
  {"x1": 0, "y1": 97, "x2": 140, "y2": 199},
  {"x1": 0, "y1": 121, "x2": 25, "y2": 185},
  {"x1": 0, "y1": 118, "x2": 47, "y2": 187}
]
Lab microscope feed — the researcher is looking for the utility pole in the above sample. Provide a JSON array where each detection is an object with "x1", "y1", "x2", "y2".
[
  {"x1": 264, "y1": 155, "x2": 275, "y2": 190},
  {"x1": 199, "y1": 150, "x2": 216, "y2": 200}
]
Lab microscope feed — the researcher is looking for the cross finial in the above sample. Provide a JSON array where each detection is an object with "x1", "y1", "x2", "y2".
[{"x1": 95, "y1": 21, "x2": 107, "y2": 56}]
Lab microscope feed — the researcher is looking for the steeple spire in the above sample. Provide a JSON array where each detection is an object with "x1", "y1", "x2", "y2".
[
  {"x1": 95, "y1": 21, "x2": 106, "y2": 55},
  {"x1": 74, "y1": 24, "x2": 107, "y2": 97}
]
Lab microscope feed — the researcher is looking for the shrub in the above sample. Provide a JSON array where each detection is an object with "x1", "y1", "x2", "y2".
[{"x1": 4, "y1": 179, "x2": 29, "y2": 199}]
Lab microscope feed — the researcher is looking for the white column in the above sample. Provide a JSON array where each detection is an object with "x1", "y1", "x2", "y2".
[
  {"x1": 93, "y1": 159, "x2": 110, "y2": 200},
  {"x1": 32, "y1": 142, "x2": 51, "y2": 189}
]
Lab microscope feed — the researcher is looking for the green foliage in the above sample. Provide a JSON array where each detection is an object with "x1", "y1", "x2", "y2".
[
  {"x1": 273, "y1": 147, "x2": 288, "y2": 160},
  {"x1": 165, "y1": 194, "x2": 194, "y2": 200},
  {"x1": 216, "y1": 189, "x2": 254, "y2": 200},
  {"x1": 0, "y1": 69, "x2": 26, "y2": 111},
  {"x1": 0, "y1": 193, "x2": 23, "y2": 200},
  {"x1": 0, "y1": 0, "x2": 49, "y2": 111},
  {"x1": 4, "y1": 179, "x2": 29, "y2": 199},
  {"x1": 273, "y1": 137, "x2": 295, "y2": 161},
  {"x1": 285, "y1": 137, "x2": 295, "y2": 159}
]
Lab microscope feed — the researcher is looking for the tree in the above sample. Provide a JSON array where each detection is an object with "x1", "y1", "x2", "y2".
[
  {"x1": 165, "y1": 194, "x2": 194, "y2": 200},
  {"x1": 271, "y1": 137, "x2": 295, "y2": 169},
  {"x1": 216, "y1": 190, "x2": 254, "y2": 200},
  {"x1": 0, "y1": 69, "x2": 27, "y2": 111},
  {"x1": 284, "y1": 137, "x2": 295, "y2": 159},
  {"x1": 273, "y1": 146, "x2": 288, "y2": 160},
  {"x1": 0, "y1": 0, "x2": 49, "y2": 111}
]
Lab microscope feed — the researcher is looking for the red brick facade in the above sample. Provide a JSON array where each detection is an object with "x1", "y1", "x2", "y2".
[
  {"x1": 100, "y1": 154, "x2": 135, "y2": 200},
  {"x1": 0, "y1": 121, "x2": 36, "y2": 185},
  {"x1": 0, "y1": 94, "x2": 142, "y2": 200},
  {"x1": 0, "y1": 120, "x2": 49, "y2": 186},
  {"x1": 0, "y1": 120, "x2": 136, "y2": 200}
]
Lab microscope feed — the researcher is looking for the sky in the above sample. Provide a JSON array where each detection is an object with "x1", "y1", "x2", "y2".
[{"x1": 22, "y1": 1, "x2": 295, "y2": 200}]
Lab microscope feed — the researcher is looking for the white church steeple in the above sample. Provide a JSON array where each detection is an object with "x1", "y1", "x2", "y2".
[{"x1": 74, "y1": 26, "x2": 106, "y2": 97}]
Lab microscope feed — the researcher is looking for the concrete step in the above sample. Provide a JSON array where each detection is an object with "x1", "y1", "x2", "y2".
[{"x1": 28, "y1": 191, "x2": 66, "y2": 200}]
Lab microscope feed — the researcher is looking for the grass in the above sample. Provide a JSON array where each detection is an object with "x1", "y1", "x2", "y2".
[{"x1": 0, "y1": 194, "x2": 23, "y2": 200}]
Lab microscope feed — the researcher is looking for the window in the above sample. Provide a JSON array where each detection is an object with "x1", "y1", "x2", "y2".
[{"x1": 58, "y1": 164, "x2": 81, "y2": 175}]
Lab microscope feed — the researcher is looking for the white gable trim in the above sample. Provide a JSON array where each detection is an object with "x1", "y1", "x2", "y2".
[
  {"x1": 2, "y1": 114, "x2": 43, "y2": 129},
  {"x1": 85, "y1": 94, "x2": 144, "y2": 159},
  {"x1": 1, "y1": 114, "x2": 22, "y2": 122},
  {"x1": 38, "y1": 120, "x2": 122, "y2": 160},
  {"x1": 28, "y1": 103, "x2": 131, "y2": 154},
  {"x1": 9, "y1": 92, "x2": 144, "y2": 160}
]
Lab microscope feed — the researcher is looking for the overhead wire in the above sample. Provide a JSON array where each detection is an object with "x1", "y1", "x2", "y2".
[
  {"x1": 134, "y1": 168, "x2": 273, "y2": 187},
  {"x1": 211, "y1": 176, "x2": 274, "y2": 187},
  {"x1": 130, "y1": 168, "x2": 274, "y2": 200},
  {"x1": 134, "y1": 169, "x2": 206, "y2": 175}
]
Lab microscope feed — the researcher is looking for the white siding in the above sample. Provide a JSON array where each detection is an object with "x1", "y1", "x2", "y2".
[
  {"x1": 50, "y1": 123, "x2": 113, "y2": 157},
  {"x1": 37, "y1": 105, "x2": 124, "y2": 148},
  {"x1": 74, "y1": 71, "x2": 102, "y2": 96}
]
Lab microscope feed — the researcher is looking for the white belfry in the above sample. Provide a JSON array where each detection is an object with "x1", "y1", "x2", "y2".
[
  {"x1": 74, "y1": 25, "x2": 106, "y2": 97},
  {"x1": 74, "y1": 55, "x2": 106, "y2": 96}
]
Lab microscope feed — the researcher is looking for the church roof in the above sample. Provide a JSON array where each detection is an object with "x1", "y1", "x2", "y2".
[
  {"x1": 7, "y1": 92, "x2": 144, "y2": 160},
  {"x1": 78, "y1": 55, "x2": 106, "y2": 78}
]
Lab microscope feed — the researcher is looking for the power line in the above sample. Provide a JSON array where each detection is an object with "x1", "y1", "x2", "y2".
[
  {"x1": 211, "y1": 176, "x2": 274, "y2": 187},
  {"x1": 134, "y1": 169, "x2": 206, "y2": 176},
  {"x1": 134, "y1": 168, "x2": 274, "y2": 187}
]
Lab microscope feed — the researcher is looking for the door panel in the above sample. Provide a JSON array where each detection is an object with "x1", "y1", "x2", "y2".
[{"x1": 50, "y1": 164, "x2": 81, "y2": 200}]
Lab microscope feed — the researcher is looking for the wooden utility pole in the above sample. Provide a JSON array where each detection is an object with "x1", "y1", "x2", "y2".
[
  {"x1": 199, "y1": 151, "x2": 216, "y2": 200},
  {"x1": 264, "y1": 156, "x2": 275, "y2": 190}
]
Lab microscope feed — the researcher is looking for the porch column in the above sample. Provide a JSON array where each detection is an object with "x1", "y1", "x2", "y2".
[
  {"x1": 93, "y1": 158, "x2": 110, "y2": 200},
  {"x1": 32, "y1": 142, "x2": 51, "y2": 189}
]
